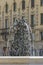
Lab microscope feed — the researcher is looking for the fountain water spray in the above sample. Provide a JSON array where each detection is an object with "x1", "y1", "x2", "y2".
[{"x1": 7, "y1": 18, "x2": 35, "y2": 56}]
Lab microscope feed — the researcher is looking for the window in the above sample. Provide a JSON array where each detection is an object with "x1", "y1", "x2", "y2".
[
  {"x1": 31, "y1": 15, "x2": 34, "y2": 27},
  {"x1": 40, "y1": 32, "x2": 43, "y2": 40},
  {"x1": 5, "y1": 19, "x2": 8, "y2": 28},
  {"x1": 13, "y1": 17, "x2": 15, "y2": 23},
  {"x1": 22, "y1": 16, "x2": 25, "y2": 19},
  {"x1": 13, "y1": 2, "x2": 16, "y2": 11},
  {"x1": 31, "y1": 0, "x2": 34, "y2": 8},
  {"x1": 41, "y1": 13, "x2": 43, "y2": 24},
  {"x1": 5, "y1": 2, "x2": 8, "y2": 13},
  {"x1": 31, "y1": 47, "x2": 37, "y2": 56},
  {"x1": 22, "y1": 0, "x2": 25, "y2": 10},
  {"x1": 39, "y1": 49, "x2": 43, "y2": 56},
  {"x1": 41, "y1": 0, "x2": 43, "y2": 6}
]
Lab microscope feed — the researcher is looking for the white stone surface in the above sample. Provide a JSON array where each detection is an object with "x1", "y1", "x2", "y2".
[{"x1": 0, "y1": 64, "x2": 43, "y2": 65}]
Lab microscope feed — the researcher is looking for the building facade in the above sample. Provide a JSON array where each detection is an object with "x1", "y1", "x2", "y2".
[{"x1": 0, "y1": 0, "x2": 43, "y2": 55}]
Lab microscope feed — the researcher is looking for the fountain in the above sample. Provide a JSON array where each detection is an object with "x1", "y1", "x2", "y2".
[{"x1": 7, "y1": 18, "x2": 34, "y2": 56}]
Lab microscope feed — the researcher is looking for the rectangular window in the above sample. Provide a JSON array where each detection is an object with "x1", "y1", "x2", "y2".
[
  {"x1": 41, "y1": 13, "x2": 43, "y2": 24},
  {"x1": 5, "y1": 19, "x2": 8, "y2": 28},
  {"x1": 31, "y1": 15, "x2": 34, "y2": 28},
  {"x1": 13, "y1": 2, "x2": 16, "y2": 11},
  {"x1": 41, "y1": 0, "x2": 43, "y2": 6},
  {"x1": 22, "y1": 16, "x2": 25, "y2": 19},
  {"x1": 31, "y1": 48, "x2": 37, "y2": 56},
  {"x1": 39, "y1": 49, "x2": 43, "y2": 56},
  {"x1": 40, "y1": 32, "x2": 43, "y2": 40},
  {"x1": 22, "y1": 0, "x2": 25, "y2": 10},
  {"x1": 13, "y1": 17, "x2": 15, "y2": 23},
  {"x1": 5, "y1": 3, "x2": 8, "y2": 13},
  {"x1": 31, "y1": 0, "x2": 34, "y2": 8}
]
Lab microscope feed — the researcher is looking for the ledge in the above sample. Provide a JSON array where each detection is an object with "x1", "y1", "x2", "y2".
[{"x1": 0, "y1": 57, "x2": 42, "y2": 64}]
